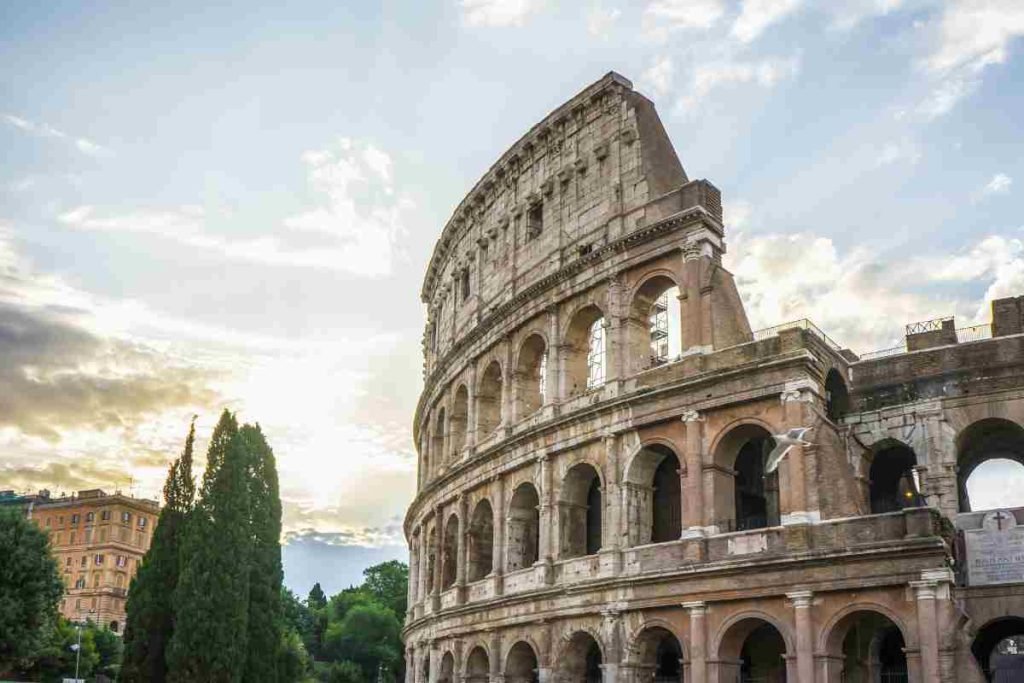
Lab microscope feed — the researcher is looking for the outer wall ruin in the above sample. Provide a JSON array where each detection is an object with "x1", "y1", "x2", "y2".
[{"x1": 403, "y1": 72, "x2": 1024, "y2": 683}]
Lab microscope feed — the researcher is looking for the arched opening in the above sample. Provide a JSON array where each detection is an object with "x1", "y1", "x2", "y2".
[
  {"x1": 826, "y1": 610, "x2": 908, "y2": 683},
  {"x1": 557, "y1": 631, "x2": 603, "y2": 683},
  {"x1": 868, "y1": 443, "x2": 921, "y2": 514},
  {"x1": 421, "y1": 654, "x2": 431, "y2": 683},
  {"x1": 712, "y1": 424, "x2": 780, "y2": 532},
  {"x1": 825, "y1": 368, "x2": 849, "y2": 422},
  {"x1": 565, "y1": 305, "x2": 606, "y2": 397},
  {"x1": 477, "y1": 361, "x2": 504, "y2": 439},
  {"x1": 505, "y1": 640, "x2": 540, "y2": 683},
  {"x1": 516, "y1": 334, "x2": 548, "y2": 419},
  {"x1": 624, "y1": 444, "x2": 682, "y2": 546},
  {"x1": 450, "y1": 385, "x2": 469, "y2": 458},
  {"x1": 431, "y1": 408, "x2": 446, "y2": 473},
  {"x1": 632, "y1": 626, "x2": 684, "y2": 682},
  {"x1": 629, "y1": 275, "x2": 683, "y2": 372},
  {"x1": 441, "y1": 514, "x2": 459, "y2": 590},
  {"x1": 559, "y1": 463, "x2": 603, "y2": 558},
  {"x1": 109, "y1": 620, "x2": 119, "y2": 633},
  {"x1": 425, "y1": 525, "x2": 437, "y2": 595},
  {"x1": 717, "y1": 618, "x2": 788, "y2": 683},
  {"x1": 958, "y1": 419, "x2": 1024, "y2": 512},
  {"x1": 467, "y1": 500, "x2": 494, "y2": 582},
  {"x1": 507, "y1": 483, "x2": 540, "y2": 571},
  {"x1": 465, "y1": 645, "x2": 490, "y2": 683},
  {"x1": 438, "y1": 651, "x2": 455, "y2": 683},
  {"x1": 972, "y1": 617, "x2": 1024, "y2": 682}
]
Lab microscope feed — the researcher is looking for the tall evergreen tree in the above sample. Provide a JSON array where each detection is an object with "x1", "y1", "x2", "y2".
[
  {"x1": 167, "y1": 410, "x2": 252, "y2": 683},
  {"x1": 240, "y1": 423, "x2": 285, "y2": 682},
  {"x1": 308, "y1": 583, "x2": 327, "y2": 611},
  {"x1": 121, "y1": 418, "x2": 196, "y2": 683}
]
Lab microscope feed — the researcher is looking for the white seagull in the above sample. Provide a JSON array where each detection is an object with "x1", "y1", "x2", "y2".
[{"x1": 764, "y1": 427, "x2": 813, "y2": 474}]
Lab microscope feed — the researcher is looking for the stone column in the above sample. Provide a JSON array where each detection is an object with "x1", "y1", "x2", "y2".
[
  {"x1": 780, "y1": 383, "x2": 815, "y2": 525},
  {"x1": 492, "y1": 475, "x2": 505, "y2": 595},
  {"x1": 601, "y1": 431, "x2": 622, "y2": 574},
  {"x1": 456, "y1": 495, "x2": 468, "y2": 604},
  {"x1": 600, "y1": 608, "x2": 622, "y2": 682},
  {"x1": 466, "y1": 363, "x2": 478, "y2": 452},
  {"x1": 489, "y1": 630, "x2": 503, "y2": 683},
  {"x1": 545, "y1": 306, "x2": 560, "y2": 405},
  {"x1": 501, "y1": 337, "x2": 514, "y2": 432},
  {"x1": 431, "y1": 509, "x2": 442, "y2": 611},
  {"x1": 605, "y1": 277, "x2": 625, "y2": 383},
  {"x1": 408, "y1": 531, "x2": 419, "y2": 611},
  {"x1": 537, "y1": 619, "x2": 553, "y2": 683},
  {"x1": 911, "y1": 573, "x2": 943, "y2": 683},
  {"x1": 406, "y1": 645, "x2": 415, "y2": 683},
  {"x1": 787, "y1": 590, "x2": 815, "y2": 683},
  {"x1": 683, "y1": 601, "x2": 708, "y2": 683},
  {"x1": 681, "y1": 411, "x2": 706, "y2": 535},
  {"x1": 537, "y1": 452, "x2": 555, "y2": 584}
]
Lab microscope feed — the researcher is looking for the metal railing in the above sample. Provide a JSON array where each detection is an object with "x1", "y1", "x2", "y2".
[
  {"x1": 747, "y1": 319, "x2": 843, "y2": 352},
  {"x1": 857, "y1": 344, "x2": 906, "y2": 360},
  {"x1": 956, "y1": 324, "x2": 992, "y2": 343},
  {"x1": 906, "y1": 316, "x2": 953, "y2": 335}
]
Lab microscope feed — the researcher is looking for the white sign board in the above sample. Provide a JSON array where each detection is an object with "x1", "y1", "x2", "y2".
[{"x1": 964, "y1": 510, "x2": 1024, "y2": 586}]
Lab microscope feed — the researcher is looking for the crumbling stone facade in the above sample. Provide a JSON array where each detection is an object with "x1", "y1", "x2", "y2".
[{"x1": 403, "y1": 72, "x2": 1024, "y2": 683}]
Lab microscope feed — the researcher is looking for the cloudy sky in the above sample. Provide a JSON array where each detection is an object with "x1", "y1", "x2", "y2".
[{"x1": 2, "y1": 0, "x2": 1022, "y2": 595}]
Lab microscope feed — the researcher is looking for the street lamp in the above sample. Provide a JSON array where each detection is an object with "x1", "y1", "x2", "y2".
[{"x1": 72, "y1": 608, "x2": 96, "y2": 681}]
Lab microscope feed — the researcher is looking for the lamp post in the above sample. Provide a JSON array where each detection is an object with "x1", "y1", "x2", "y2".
[{"x1": 73, "y1": 607, "x2": 96, "y2": 681}]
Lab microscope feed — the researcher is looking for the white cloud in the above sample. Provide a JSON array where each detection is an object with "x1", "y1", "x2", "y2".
[
  {"x1": 641, "y1": 56, "x2": 674, "y2": 97},
  {"x1": 915, "y1": 74, "x2": 978, "y2": 120},
  {"x1": 926, "y1": 0, "x2": 1024, "y2": 75},
  {"x1": 642, "y1": 0, "x2": 725, "y2": 40},
  {"x1": 3, "y1": 113, "x2": 110, "y2": 157},
  {"x1": 874, "y1": 139, "x2": 921, "y2": 167},
  {"x1": 979, "y1": 172, "x2": 1013, "y2": 197},
  {"x1": 731, "y1": 0, "x2": 802, "y2": 43},
  {"x1": 677, "y1": 55, "x2": 800, "y2": 112},
  {"x1": 828, "y1": 0, "x2": 906, "y2": 31},
  {"x1": 586, "y1": 3, "x2": 621, "y2": 38},
  {"x1": 460, "y1": 0, "x2": 543, "y2": 27},
  {"x1": 60, "y1": 138, "x2": 412, "y2": 277}
]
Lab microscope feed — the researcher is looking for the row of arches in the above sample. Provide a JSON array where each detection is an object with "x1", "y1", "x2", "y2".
[
  {"x1": 419, "y1": 609, "x2": 912, "y2": 682},
  {"x1": 423, "y1": 273, "x2": 708, "y2": 481}
]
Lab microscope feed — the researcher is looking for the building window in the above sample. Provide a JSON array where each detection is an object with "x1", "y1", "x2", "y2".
[
  {"x1": 71, "y1": 514, "x2": 80, "y2": 525},
  {"x1": 586, "y1": 319, "x2": 606, "y2": 389},
  {"x1": 138, "y1": 516, "x2": 147, "y2": 529},
  {"x1": 54, "y1": 532, "x2": 62, "y2": 545},
  {"x1": 94, "y1": 554, "x2": 104, "y2": 566},
  {"x1": 75, "y1": 578, "x2": 85, "y2": 589},
  {"x1": 75, "y1": 599, "x2": 82, "y2": 610},
  {"x1": 45, "y1": 517, "x2": 51, "y2": 527},
  {"x1": 121, "y1": 511, "x2": 132, "y2": 524},
  {"x1": 69, "y1": 532, "x2": 76, "y2": 544},
  {"x1": 81, "y1": 556, "x2": 87, "y2": 568},
  {"x1": 93, "y1": 574, "x2": 100, "y2": 588},
  {"x1": 101, "y1": 510, "x2": 110, "y2": 521},
  {"x1": 116, "y1": 555, "x2": 126, "y2": 568},
  {"x1": 58, "y1": 515, "x2": 64, "y2": 525},
  {"x1": 460, "y1": 269, "x2": 470, "y2": 302},
  {"x1": 526, "y1": 202, "x2": 543, "y2": 240},
  {"x1": 86, "y1": 511, "x2": 94, "y2": 523},
  {"x1": 110, "y1": 620, "x2": 119, "y2": 633}
]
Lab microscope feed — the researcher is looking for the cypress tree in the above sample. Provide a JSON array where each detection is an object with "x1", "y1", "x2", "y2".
[
  {"x1": 240, "y1": 423, "x2": 284, "y2": 681},
  {"x1": 121, "y1": 418, "x2": 196, "y2": 683},
  {"x1": 167, "y1": 410, "x2": 252, "y2": 683}
]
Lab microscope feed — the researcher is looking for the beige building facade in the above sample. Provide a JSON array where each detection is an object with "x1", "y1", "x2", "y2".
[
  {"x1": 27, "y1": 488, "x2": 159, "y2": 632},
  {"x1": 403, "y1": 72, "x2": 1024, "y2": 682}
]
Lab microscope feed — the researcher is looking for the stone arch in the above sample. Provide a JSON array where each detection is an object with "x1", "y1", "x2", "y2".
[
  {"x1": 623, "y1": 441, "x2": 683, "y2": 546},
  {"x1": 438, "y1": 649, "x2": 456, "y2": 683},
  {"x1": 626, "y1": 619, "x2": 686, "y2": 681},
  {"x1": 515, "y1": 333, "x2": 549, "y2": 419},
  {"x1": 465, "y1": 644, "x2": 491, "y2": 682},
  {"x1": 971, "y1": 616, "x2": 1024, "y2": 681},
  {"x1": 441, "y1": 513, "x2": 459, "y2": 590},
  {"x1": 477, "y1": 360, "x2": 504, "y2": 439},
  {"x1": 820, "y1": 605, "x2": 912, "y2": 683},
  {"x1": 467, "y1": 498, "x2": 494, "y2": 582},
  {"x1": 507, "y1": 482, "x2": 540, "y2": 571},
  {"x1": 505, "y1": 639, "x2": 541, "y2": 683},
  {"x1": 627, "y1": 271, "x2": 683, "y2": 373},
  {"x1": 564, "y1": 303, "x2": 607, "y2": 397},
  {"x1": 431, "y1": 407, "x2": 446, "y2": 474},
  {"x1": 711, "y1": 422, "x2": 779, "y2": 532},
  {"x1": 712, "y1": 612, "x2": 793, "y2": 683},
  {"x1": 824, "y1": 367, "x2": 850, "y2": 422},
  {"x1": 555, "y1": 629, "x2": 604, "y2": 682},
  {"x1": 957, "y1": 418, "x2": 1024, "y2": 512},
  {"x1": 866, "y1": 439, "x2": 921, "y2": 514},
  {"x1": 450, "y1": 384, "x2": 469, "y2": 458},
  {"x1": 559, "y1": 461, "x2": 603, "y2": 558}
]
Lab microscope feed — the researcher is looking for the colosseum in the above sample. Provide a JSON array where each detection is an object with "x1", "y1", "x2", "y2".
[{"x1": 402, "y1": 72, "x2": 1024, "y2": 683}]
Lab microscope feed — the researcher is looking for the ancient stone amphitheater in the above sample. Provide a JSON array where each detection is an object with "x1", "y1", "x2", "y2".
[{"x1": 403, "y1": 72, "x2": 1024, "y2": 683}]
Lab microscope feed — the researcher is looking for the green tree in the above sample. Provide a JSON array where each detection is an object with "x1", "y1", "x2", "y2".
[
  {"x1": 361, "y1": 560, "x2": 408, "y2": 618},
  {"x1": 307, "y1": 582, "x2": 327, "y2": 611},
  {"x1": 167, "y1": 410, "x2": 252, "y2": 682},
  {"x1": 0, "y1": 505, "x2": 64, "y2": 676},
  {"x1": 122, "y1": 418, "x2": 197, "y2": 683},
  {"x1": 241, "y1": 423, "x2": 285, "y2": 682},
  {"x1": 321, "y1": 603, "x2": 402, "y2": 681}
]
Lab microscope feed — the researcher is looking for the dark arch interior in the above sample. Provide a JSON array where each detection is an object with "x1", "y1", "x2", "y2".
[
  {"x1": 651, "y1": 447, "x2": 682, "y2": 543},
  {"x1": 837, "y1": 612, "x2": 907, "y2": 683},
  {"x1": 478, "y1": 361, "x2": 504, "y2": 438},
  {"x1": 825, "y1": 368, "x2": 850, "y2": 422},
  {"x1": 450, "y1": 385, "x2": 469, "y2": 456},
  {"x1": 505, "y1": 641, "x2": 540, "y2": 683},
  {"x1": 466, "y1": 646, "x2": 490, "y2": 682},
  {"x1": 559, "y1": 632, "x2": 603, "y2": 683},
  {"x1": 560, "y1": 463, "x2": 602, "y2": 559},
  {"x1": 467, "y1": 500, "x2": 494, "y2": 582},
  {"x1": 869, "y1": 444, "x2": 920, "y2": 514},
  {"x1": 584, "y1": 639, "x2": 602, "y2": 683},
  {"x1": 734, "y1": 437, "x2": 779, "y2": 531},
  {"x1": 740, "y1": 622, "x2": 787, "y2": 683},
  {"x1": 973, "y1": 618, "x2": 1024, "y2": 681},
  {"x1": 635, "y1": 626, "x2": 683, "y2": 682},
  {"x1": 441, "y1": 515, "x2": 459, "y2": 589},
  {"x1": 586, "y1": 476, "x2": 602, "y2": 555},
  {"x1": 517, "y1": 334, "x2": 547, "y2": 416},
  {"x1": 507, "y1": 483, "x2": 540, "y2": 571},
  {"x1": 439, "y1": 651, "x2": 455, "y2": 683},
  {"x1": 958, "y1": 419, "x2": 1024, "y2": 512}
]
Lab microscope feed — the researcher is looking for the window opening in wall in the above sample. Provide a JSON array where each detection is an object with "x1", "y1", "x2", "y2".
[
  {"x1": 526, "y1": 202, "x2": 543, "y2": 240},
  {"x1": 460, "y1": 269, "x2": 470, "y2": 302},
  {"x1": 650, "y1": 291, "x2": 670, "y2": 362},
  {"x1": 734, "y1": 437, "x2": 780, "y2": 531},
  {"x1": 958, "y1": 418, "x2": 1024, "y2": 512},
  {"x1": 585, "y1": 476, "x2": 602, "y2": 555},
  {"x1": 869, "y1": 444, "x2": 920, "y2": 514},
  {"x1": 537, "y1": 352, "x2": 547, "y2": 405},
  {"x1": 825, "y1": 368, "x2": 850, "y2": 422},
  {"x1": 586, "y1": 319, "x2": 605, "y2": 389}
]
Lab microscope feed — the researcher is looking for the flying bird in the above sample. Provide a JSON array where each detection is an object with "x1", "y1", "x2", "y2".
[{"x1": 764, "y1": 427, "x2": 813, "y2": 474}]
